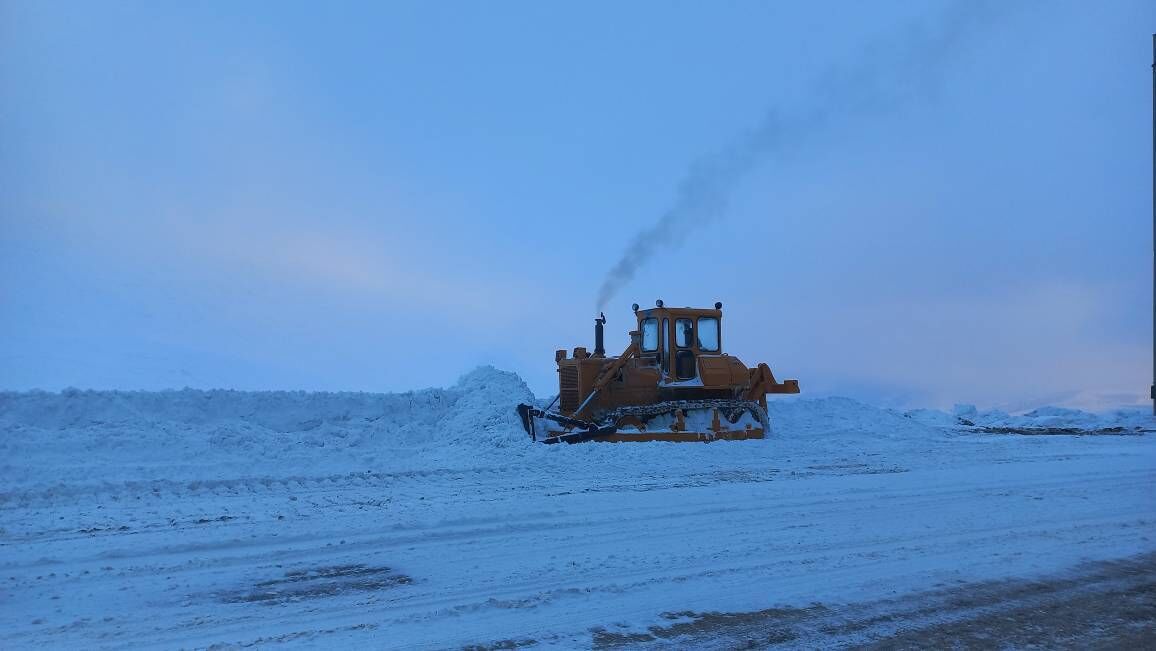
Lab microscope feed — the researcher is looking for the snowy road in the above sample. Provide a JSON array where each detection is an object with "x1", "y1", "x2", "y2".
[{"x1": 2, "y1": 374, "x2": 1154, "y2": 648}]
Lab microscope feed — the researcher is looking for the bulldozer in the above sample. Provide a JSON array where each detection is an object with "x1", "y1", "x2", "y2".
[{"x1": 517, "y1": 301, "x2": 799, "y2": 443}]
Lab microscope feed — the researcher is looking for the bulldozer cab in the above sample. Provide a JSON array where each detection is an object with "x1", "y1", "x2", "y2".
[{"x1": 636, "y1": 304, "x2": 722, "y2": 383}]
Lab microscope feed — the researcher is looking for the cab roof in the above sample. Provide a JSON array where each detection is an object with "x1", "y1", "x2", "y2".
[{"x1": 635, "y1": 306, "x2": 722, "y2": 319}]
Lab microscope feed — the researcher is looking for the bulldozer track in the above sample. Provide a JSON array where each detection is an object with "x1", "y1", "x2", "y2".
[{"x1": 600, "y1": 399, "x2": 770, "y2": 431}]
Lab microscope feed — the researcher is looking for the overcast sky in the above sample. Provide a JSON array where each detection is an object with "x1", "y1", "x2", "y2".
[{"x1": 2, "y1": 1, "x2": 1153, "y2": 410}]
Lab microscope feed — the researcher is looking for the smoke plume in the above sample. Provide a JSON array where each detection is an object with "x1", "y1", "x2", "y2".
[{"x1": 594, "y1": 1, "x2": 1000, "y2": 310}]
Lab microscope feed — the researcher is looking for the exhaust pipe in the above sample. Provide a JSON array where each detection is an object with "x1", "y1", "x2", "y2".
[{"x1": 594, "y1": 312, "x2": 606, "y2": 357}]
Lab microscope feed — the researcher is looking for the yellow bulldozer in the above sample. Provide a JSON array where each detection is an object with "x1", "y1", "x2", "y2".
[{"x1": 517, "y1": 301, "x2": 799, "y2": 443}]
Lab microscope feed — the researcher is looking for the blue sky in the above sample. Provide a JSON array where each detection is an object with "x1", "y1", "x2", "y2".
[{"x1": 2, "y1": 1, "x2": 1153, "y2": 410}]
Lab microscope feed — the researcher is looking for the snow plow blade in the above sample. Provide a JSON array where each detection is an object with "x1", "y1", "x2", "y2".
[
  {"x1": 517, "y1": 403, "x2": 614, "y2": 443},
  {"x1": 517, "y1": 401, "x2": 767, "y2": 444}
]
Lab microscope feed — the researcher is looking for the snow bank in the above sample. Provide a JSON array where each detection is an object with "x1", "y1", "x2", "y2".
[
  {"x1": 768, "y1": 396, "x2": 943, "y2": 441},
  {"x1": 0, "y1": 366, "x2": 534, "y2": 488},
  {"x1": 968, "y1": 406, "x2": 1154, "y2": 432},
  {"x1": 903, "y1": 404, "x2": 1154, "y2": 433},
  {"x1": 3, "y1": 365, "x2": 1150, "y2": 492}
]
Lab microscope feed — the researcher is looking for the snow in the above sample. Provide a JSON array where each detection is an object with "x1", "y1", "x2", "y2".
[
  {"x1": 968, "y1": 405, "x2": 1154, "y2": 431},
  {"x1": 2, "y1": 366, "x2": 1154, "y2": 648},
  {"x1": 0, "y1": 366, "x2": 535, "y2": 488},
  {"x1": 901, "y1": 402, "x2": 1155, "y2": 433}
]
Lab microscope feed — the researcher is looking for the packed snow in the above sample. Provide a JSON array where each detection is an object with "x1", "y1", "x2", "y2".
[{"x1": 1, "y1": 367, "x2": 1153, "y2": 648}]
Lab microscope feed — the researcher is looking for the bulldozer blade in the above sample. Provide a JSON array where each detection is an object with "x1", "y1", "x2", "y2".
[
  {"x1": 539, "y1": 427, "x2": 765, "y2": 444},
  {"x1": 517, "y1": 404, "x2": 607, "y2": 442},
  {"x1": 516, "y1": 403, "x2": 537, "y2": 441}
]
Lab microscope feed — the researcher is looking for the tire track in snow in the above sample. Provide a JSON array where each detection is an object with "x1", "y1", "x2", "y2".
[
  {"x1": 4, "y1": 465, "x2": 1147, "y2": 565},
  {"x1": 3, "y1": 454, "x2": 1152, "y2": 649}
]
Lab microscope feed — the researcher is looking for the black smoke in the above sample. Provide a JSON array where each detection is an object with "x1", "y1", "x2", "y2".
[{"x1": 594, "y1": 0, "x2": 1002, "y2": 310}]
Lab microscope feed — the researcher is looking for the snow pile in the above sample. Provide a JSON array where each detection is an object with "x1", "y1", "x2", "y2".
[
  {"x1": 0, "y1": 366, "x2": 534, "y2": 488},
  {"x1": 3, "y1": 365, "x2": 1151, "y2": 492},
  {"x1": 432, "y1": 366, "x2": 537, "y2": 449},
  {"x1": 903, "y1": 404, "x2": 1154, "y2": 433},
  {"x1": 968, "y1": 406, "x2": 1154, "y2": 432},
  {"x1": 768, "y1": 396, "x2": 943, "y2": 441}
]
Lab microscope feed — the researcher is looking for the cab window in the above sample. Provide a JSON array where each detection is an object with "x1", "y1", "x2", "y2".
[
  {"x1": 641, "y1": 318, "x2": 659, "y2": 351},
  {"x1": 697, "y1": 317, "x2": 719, "y2": 352},
  {"x1": 675, "y1": 319, "x2": 693, "y2": 348}
]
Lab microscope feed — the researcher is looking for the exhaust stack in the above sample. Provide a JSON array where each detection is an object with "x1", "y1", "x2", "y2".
[{"x1": 594, "y1": 313, "x2": 606, "y2": 357}]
